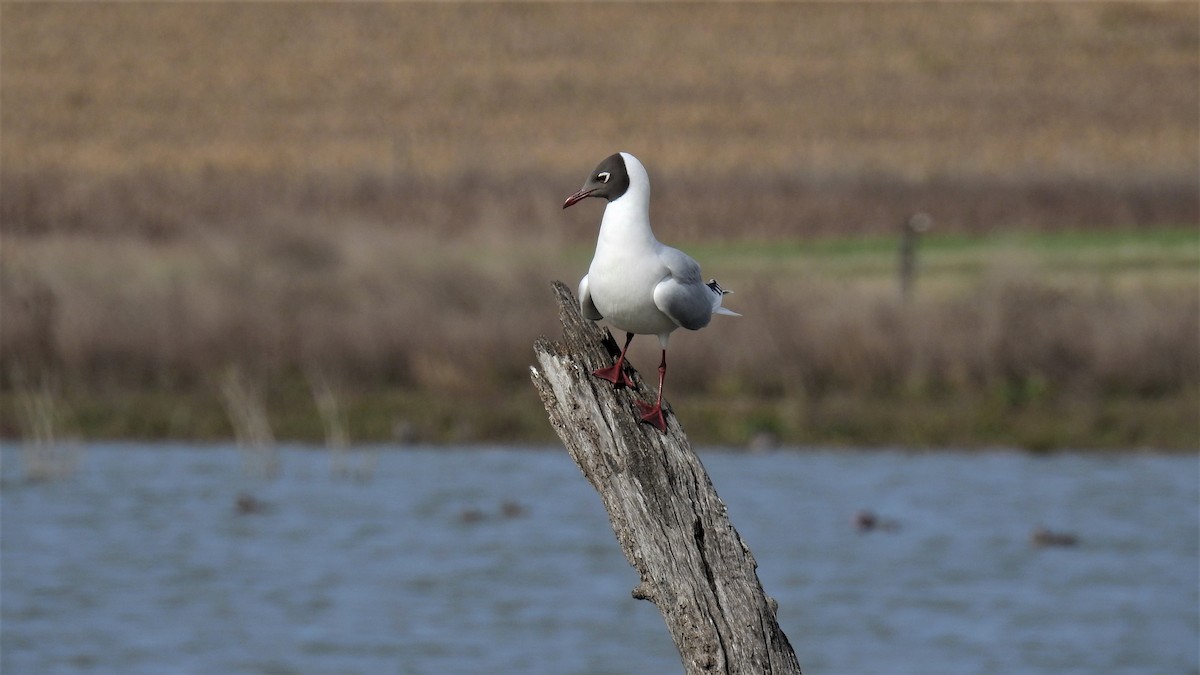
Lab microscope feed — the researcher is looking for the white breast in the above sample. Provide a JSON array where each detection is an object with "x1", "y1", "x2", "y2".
[{"x1": 587, "y1": 246, "x2": 678, "y2": 336}]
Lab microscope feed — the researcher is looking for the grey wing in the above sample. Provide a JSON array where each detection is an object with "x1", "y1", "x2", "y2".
[
  {"x1": 578, "y1": 275, "x2": 603, "y2": 321},
  {"x1": 652, "y1": 246, "x2": 713, "y2": 330}
]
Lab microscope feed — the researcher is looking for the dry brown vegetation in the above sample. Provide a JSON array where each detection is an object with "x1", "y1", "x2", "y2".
[{"x1": 1, "y1": 3, "x2": 1197, "y2": 448}]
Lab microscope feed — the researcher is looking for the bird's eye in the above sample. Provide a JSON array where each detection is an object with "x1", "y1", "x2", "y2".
[{"x1": 597, "y1": 171, "x2": 610, "y2": 184}]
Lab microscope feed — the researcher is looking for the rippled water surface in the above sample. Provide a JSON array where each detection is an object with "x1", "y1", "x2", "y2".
[{"x1": 2, "y1": 444, "x2": 1197, "y2": 674}]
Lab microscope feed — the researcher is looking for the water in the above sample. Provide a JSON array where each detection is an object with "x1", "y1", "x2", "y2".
[{"x1": 2, "y1": 443, "x2": 1196, "y2": 675}]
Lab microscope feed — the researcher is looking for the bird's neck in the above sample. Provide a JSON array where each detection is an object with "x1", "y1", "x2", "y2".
[{"x1": 597, "y1": 190, "x2": 656, "y2": 252}]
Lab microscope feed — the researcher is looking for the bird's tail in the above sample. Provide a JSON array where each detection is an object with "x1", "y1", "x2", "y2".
[{"x1": 706, "y1": 279, "x2": 741, "y2": 317}]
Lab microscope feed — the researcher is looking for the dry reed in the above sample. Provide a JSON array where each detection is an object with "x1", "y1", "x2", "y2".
[
  {"x1": 10, "y1": 372, "x2": 81, "y2": 481},
  {"x1": 218, "y1": 367, "x2": 278, "y2": 478},
  {"x1": 307, "y1": 366, "x2": 376, "y2": 481}
]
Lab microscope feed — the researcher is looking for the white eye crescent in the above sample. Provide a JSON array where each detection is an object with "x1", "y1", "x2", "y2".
[{"x1": 597, "y1": 171, "x2": 610, "y2": 183}]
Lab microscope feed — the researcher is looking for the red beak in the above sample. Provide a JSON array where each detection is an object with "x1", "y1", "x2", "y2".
[{"x1": 563, "y1": 188, "x2": 595, "y2": 209}]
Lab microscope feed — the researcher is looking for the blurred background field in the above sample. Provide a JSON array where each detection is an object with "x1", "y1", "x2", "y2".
[{"x1": 2, "y1": 2, "x2": 1197, "y2": 449}]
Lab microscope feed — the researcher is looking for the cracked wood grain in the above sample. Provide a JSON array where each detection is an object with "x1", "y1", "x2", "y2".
[{"x1": 530, "y1": 281, "x2": 802, "y2": 675}]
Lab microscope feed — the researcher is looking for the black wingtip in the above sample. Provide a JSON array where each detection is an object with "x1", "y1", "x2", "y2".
[{"x1": 706, "y1": 279, "x2": 731, "y2": 296}]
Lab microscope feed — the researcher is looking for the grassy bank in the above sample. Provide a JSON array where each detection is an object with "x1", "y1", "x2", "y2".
[
  {"x1": 4, "y1": 382, "x2": 1196, "y2": 452},
  {"x1": 3, "y1": 227, "x2": 1197, "y2": 450}
]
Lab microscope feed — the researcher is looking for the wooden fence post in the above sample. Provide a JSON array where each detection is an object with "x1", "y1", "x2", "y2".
[{"x1": 530, "y1": 281, "x2": 802, "y2": 675}]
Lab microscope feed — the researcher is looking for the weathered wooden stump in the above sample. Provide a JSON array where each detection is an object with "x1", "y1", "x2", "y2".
[{"x1": 530, "y1": 281, "x2": 802, "y2": 675}]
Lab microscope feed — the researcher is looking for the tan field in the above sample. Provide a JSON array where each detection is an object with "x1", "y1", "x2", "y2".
[
  {"x1": 1, "y1": 3, "x2": 1197, "y2": 448},
  {"x1": 5, "y1": 3, "x2": 1197, "y2": 178}
]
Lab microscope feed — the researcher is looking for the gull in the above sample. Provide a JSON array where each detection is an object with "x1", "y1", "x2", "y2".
[{"x1": 563, "y1": 152, "x2": 739, "y2": 432}]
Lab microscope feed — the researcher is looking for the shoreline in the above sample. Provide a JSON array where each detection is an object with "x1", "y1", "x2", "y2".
[{"x1": 4, "y1": 388, "x2": 1195, "y2": 453}]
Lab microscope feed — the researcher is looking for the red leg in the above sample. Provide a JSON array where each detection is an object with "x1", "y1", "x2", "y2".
[
  {"x1": 635, "y1": 349, "x2": 668, "y2": 432},
  {"x1": 593, "y1": 332, "x2": 636, "y2": 389}
]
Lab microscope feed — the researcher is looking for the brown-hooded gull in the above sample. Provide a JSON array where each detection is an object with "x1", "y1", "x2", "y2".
[{"x1": 562, "y1": 151, "x2": 739, "y2": 432}]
